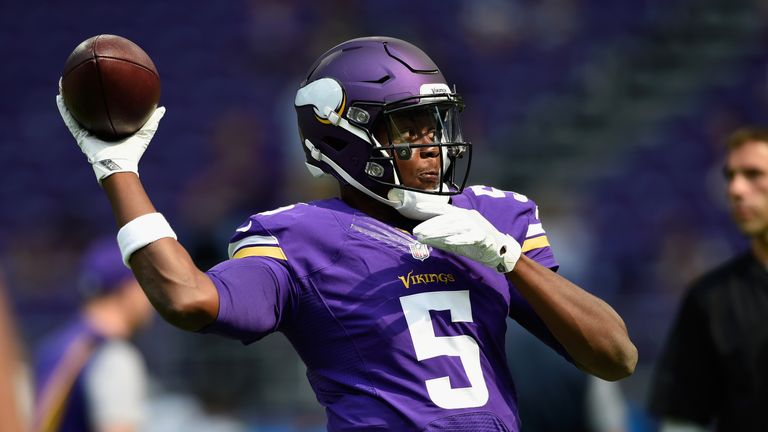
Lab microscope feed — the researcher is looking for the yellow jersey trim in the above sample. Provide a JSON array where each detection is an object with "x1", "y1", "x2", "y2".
[
  {"x1": 233, "y1": 246, "x2": 287, "y2": 260},
  {"x1": 521, "y1": 235, "x2": 550, "y2": 253}
]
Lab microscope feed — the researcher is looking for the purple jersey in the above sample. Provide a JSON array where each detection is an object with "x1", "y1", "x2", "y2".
[{"x1": 203, "y1": 185, "x2": 566, "y2": 432}]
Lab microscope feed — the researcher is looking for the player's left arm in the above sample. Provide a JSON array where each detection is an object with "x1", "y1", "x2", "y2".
[
  {"x1": 506, "y1": 255, "x2": 637, "y2": 381},
  {"x1": 413, "y1": 203, "x2": 637, "y2": 381}
]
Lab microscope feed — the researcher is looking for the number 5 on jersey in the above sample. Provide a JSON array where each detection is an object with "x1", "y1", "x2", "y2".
[{"x1": 399, "y1": 290, "x2": 489, "y2": 409}]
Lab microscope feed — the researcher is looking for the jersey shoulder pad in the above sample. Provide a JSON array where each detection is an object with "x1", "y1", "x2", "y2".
[
  {"x1": 227, "y1": 203, "x2": 300, "y2": 260},
  {"x1": 226, "y1": 200, "x2": 348, "y2": 274},
  {"x1": 456, "y1": 185, "x2": 537, "y2": 233}
]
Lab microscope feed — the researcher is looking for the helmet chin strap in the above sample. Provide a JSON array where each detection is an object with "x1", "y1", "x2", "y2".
[{"x1": 304, "y1": 139, "x2": 400, "y2": 206}]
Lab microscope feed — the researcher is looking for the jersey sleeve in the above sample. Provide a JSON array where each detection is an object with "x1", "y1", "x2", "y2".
[
  {"x1": 519, "y1": 202, "x2": 557, "y2": 271},
  {"x1": 647, "y1": 285, "x2": 719, "y2": 425},
  {"x1": 201, "y1": 213, "x2": 298, "y2": 344}
]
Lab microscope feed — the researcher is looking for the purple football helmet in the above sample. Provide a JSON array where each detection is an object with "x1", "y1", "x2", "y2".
[{"x1": 295, "y1": 36, "x2": 471, "y2": 205}]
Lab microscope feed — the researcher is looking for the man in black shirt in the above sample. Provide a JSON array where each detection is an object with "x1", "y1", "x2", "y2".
[{"x1": 649, "y1": 127, "x2": 768, "y2": 431}]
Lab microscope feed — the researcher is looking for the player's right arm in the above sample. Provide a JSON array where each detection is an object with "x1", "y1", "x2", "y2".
[
  {"x1": 56, "y1": 94, "x2": 219, "y2": 332},
  {"x1": 101, "y1": 173, "x2": 219, "y2": 331}
]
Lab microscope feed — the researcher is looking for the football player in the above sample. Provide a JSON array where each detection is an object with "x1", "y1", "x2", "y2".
[{"x1": 56, "y1": 37, "x2": 637, "y2": 432}]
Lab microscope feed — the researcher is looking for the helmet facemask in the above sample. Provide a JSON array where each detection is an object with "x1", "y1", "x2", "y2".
[{"x1": 363, "y1": 96, "x2": 472, "y2": 196}]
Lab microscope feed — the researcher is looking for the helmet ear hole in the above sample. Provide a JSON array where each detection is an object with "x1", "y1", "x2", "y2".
[{"x1": 322, "y1": 136, "x2": 348, "y2": 152}]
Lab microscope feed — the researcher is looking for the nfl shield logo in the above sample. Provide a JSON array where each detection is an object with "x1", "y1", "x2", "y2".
[{"x1": 409, "y1": 242, "x2": 430, "y2": 261}]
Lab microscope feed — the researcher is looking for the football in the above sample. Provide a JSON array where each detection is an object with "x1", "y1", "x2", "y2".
[{"x1": 61, "y1": 34, "x2": 160, "y2": 140}]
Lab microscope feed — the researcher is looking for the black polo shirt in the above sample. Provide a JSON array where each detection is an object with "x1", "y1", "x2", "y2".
[{"x1": 648, "y1": 251, "x2": 768, "y2": 431}]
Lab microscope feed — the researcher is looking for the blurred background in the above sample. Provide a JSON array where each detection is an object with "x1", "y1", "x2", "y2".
[{"x1": 2, "y1": 0, "x2": 768, "y2": 430}]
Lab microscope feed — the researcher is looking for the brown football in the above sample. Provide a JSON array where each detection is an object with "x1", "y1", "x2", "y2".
[{"x1": 61, "y1": 34, "x2": 160, "y2": 141}]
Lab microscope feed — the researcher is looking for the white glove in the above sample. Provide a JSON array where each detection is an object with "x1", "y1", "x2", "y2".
[
  {"x1": 387, "y1": 187, "x2": 451, "y2": 221},
  {"x1": 413, "y1": 204, "x2": 522, "y2": 273},
  {"x1": 56, "y1": 93, "x2": 165, "y2": 183}
]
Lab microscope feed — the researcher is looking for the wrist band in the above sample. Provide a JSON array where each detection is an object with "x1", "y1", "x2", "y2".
[{"x1": 117, "y1": 212, "x2": 177, "y2": 267}]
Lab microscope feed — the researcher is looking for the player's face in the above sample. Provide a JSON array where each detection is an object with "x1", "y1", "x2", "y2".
[
  {"x1": 379, "y1": 110, "x2": 442, "y2": 190},
  {"x1": 725, "y1": 140, "x2": 768, "y2": 237}
]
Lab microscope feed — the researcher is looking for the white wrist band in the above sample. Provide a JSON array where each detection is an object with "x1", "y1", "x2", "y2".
[{"x1": 117, "y1": 212, "x2": 177, "y2": 267}]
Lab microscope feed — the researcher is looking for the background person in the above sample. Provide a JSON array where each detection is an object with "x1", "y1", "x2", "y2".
[
  {"x1": 648, "y1": 127, "x2": 768, "y2": 431},
  {"x1": 32, "y1": 238, "x2": 154, "y2": 432}
]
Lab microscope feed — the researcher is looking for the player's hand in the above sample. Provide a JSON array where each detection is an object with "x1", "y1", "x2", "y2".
[
  {"x1": 56, "y1": 89, "x2": 165, "y2": 183},
  {"x1": 413, "y1": 204, "x2": 521, "y2": 273}
]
